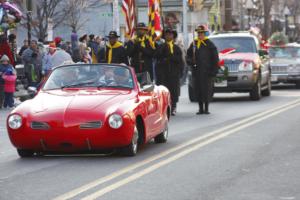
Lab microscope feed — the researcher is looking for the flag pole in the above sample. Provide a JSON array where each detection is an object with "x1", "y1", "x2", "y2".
[
  {"x1": 133, "y1": 0, "x2": 138, "y2": 36},
  {"x1": 159, "y1": 0, "x2": 165, "y2": 33}
]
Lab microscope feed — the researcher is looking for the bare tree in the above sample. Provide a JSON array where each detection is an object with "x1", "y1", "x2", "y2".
[
  {"x1": 15, "y1": 0, "x2": 65, "y2": 41},
  {"x1": 262, "y1": 0, "x2": 272, "y2": 39},
  {"x1": 62, "y1": 0, "x2": 111, "y2": 33}
]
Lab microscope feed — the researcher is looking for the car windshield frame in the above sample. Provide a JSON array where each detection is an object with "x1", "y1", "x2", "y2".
[
  {"x1": 210, "y1": 36, "x2": 258, "y2": 53},
  {"x1": 268, "y1": 46, "x2": 300, "y2": 58},
  {"x1": 42, "y1": 64, "x2": 135, "y2": 91}
]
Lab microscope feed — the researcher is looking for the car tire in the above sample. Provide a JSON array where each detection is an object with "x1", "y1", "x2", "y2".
[
  {"x1": 154, "y1": 123, "x2": 168, "y2": 143},
  {"x1": 17, "y1": 149, "x2": 34, "y2": 158},
  {"x1": 262, "y1": 77, "x2": 271, "y2": 96},
  {"x1": 121, "y1": 126, "x2": 139, "y2": 156},
  {"x1": 250, "y1": 78, "x2": 262, "y2": 101},
  {"x1": 188, "y1": 85, "x2": 197, "y2": 102}
]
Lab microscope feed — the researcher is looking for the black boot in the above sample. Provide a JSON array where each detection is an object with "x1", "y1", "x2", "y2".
[
  {"x1": 196, "y1": 102, "x2": 204, "y2": 115},
  {"x1": 204, "y1": 102, "x2": 210, "y2": 114}
]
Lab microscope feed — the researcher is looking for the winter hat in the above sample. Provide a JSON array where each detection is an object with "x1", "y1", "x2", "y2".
[
  {"x1": 0, "y1": 54, "x2": 10, "y2": 62},
  {"x1": 54, "y1": 37, "x2": 62, "y2": 45}
]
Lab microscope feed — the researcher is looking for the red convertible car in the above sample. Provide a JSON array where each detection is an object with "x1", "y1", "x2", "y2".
[{"x1": 7, "y1": 64, "x2": 171, "y2": 157}]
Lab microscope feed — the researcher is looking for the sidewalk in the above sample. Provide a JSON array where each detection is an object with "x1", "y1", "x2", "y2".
[{"x1": 14, "y1": 84, "x2": 30, "y2": 102}]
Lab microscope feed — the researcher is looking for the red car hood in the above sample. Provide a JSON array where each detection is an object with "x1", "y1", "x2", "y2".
[
  {"x1": 19, "y1": 89, "x2": 135, "y2": 127},
  {"x1": 220, "y1": 52, "x2": 259, "y2": 62},
  {"x1": 31, "y1": 89, "x2": 133, "y2": 113}
]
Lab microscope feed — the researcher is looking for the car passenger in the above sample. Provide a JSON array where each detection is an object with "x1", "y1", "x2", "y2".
[
  {"x1": 98, "y1": 67, "x2": 116, "y2": 86},
  {"x1": 113, "y1": 68, "x2": 133, "y2": 88}
]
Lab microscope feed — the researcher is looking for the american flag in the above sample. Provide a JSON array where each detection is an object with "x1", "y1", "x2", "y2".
[
  {"x1": 122, "y1": 0, "x2": 137, "y2": 39},
  {"x1": 148, "y1": 0, "x2": 162, "y2": 41}
]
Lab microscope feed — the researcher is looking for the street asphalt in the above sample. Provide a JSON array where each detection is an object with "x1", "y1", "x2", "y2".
[{"x1": 0, "y1": 84, "x2": 300, "y2": 200}]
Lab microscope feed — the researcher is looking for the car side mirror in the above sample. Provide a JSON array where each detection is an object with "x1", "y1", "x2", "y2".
[
  {"x1": 259, "y1": 49, "x2": 268, "y2": 57},
  {"x1": 141, "y1": 84, "x2": 154, "y2": 92},
  {"x1": 136, "y1": 72, "x2": 152, "y2": 87}
]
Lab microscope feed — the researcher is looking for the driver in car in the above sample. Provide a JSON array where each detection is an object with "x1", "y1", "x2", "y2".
[
  {"x1": 98, "y1": 67, "x2": 116, "y2": 86},
  {"x1": 113, "y1": 68, "x2": 133, "y2": 88}
]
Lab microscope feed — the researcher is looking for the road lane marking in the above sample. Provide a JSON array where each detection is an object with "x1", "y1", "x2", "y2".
[
  {"x1": 53, "y1": 99, "x2": 300, "y2": 200},
  {"x1": 82, "y1": 99, "x2": 300, "y2": 200}
]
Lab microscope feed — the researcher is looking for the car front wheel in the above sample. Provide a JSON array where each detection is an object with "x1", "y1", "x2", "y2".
[
  {"x1": 121, "y1": 126, "x2": 139, "y2": 156},
  {"x1": 250, "y1": 79, "x2": 262, "y2": 101},
  {"x1": 262, "y1": 77, "x2": 271, "y2": 96}
]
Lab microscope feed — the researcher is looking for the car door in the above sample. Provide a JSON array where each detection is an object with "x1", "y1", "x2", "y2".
[{"x1": 139, "y1": 85, "x2": 161, "y2": 139}]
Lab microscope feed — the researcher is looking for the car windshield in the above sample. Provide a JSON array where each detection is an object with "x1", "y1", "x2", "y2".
[
  {"x1": 210, "y1": 37, "x2": 257, "y2": 53},
  {"x1": 43, "y1": 64, "x2": 134, "y2": 90},
  {"x1": 269, "y1": 47, "x2": 300, "y2": 58}
]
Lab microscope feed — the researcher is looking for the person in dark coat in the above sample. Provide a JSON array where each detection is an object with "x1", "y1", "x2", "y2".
[
  {"x1": 21, "y1": 40, "x2": 43, "y2": 87},
  {"x1": 125, "y1": 22, "x2": 155, "y2": 79},
  {"x1": 187, "y1": 25, "x2": 219, "y2": 115},
  {"x1": 155, "y1": 28, "x2": 183, "y2": 115},
  {"x1": 97, "y1": 31, "x2": 128, "y2": 65}
]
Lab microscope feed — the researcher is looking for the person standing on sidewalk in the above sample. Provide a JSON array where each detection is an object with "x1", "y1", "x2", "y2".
[
  {"x1": 0, "y1": 55, "x2": 14, "y2": 109},
  {"x1": 2, "y1": 68, "x2": 17, "y2": 108},
  {"x1": 155, "y1": 28, "x2": 183, "y2": 116},
  {"x1": 187, "y1": 25, "x2": 219, "y2": 115}
]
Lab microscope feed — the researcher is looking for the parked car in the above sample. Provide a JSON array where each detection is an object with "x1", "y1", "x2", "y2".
[
  {"x1": 268, "y1": 43, "x2": 300, "y2": 88},
  {"x1": 188, "y1": 32, "x2": 271, "y2": 101},
  {"x1": 7, "y1": 64, "x2": 171, "y2": 157}
]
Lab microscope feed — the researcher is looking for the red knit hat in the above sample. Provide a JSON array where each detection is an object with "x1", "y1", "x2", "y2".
[{"x1": 54, "y1": 37, "x2": 62, "y2": 45}]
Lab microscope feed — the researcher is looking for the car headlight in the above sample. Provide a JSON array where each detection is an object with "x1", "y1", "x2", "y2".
[
  {"x1": 108, "y1": 114, "x2": 123, "y2": 129},
  {"x1": 8, "y1": 114, "x2": 22, "y2": 129},
  {"x1": 238, "y1": 61, "x2": 253, "y2": 71}
]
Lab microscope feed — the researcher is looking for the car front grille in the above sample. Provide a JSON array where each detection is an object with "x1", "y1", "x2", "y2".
[
  {"x1": 272, "y1": 65, "x2": 288, "y2": 73},
  {"x1": 79, "y1": 121, "x2": 103, "y2": 129},
  {"x1": 224, "y1": 60, "x2": 242, "y2": 72},
  {"x1": 31, "y1": 122, "x2": 50, "y2": 130}
]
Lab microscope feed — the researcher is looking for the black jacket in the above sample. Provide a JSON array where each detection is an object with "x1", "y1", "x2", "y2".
[
  {"x1": 187, "y1": 39, "x2": 219, "y2": 102},
  {"x1": 125, "y1": 37, "x2": 155, "y2": 79},
  {"x1": 97, "y1": 43, "x2": 128, "y2": 65},
  {"x1": 155, "y1": 41, "x2": 183, "y2": 104}
]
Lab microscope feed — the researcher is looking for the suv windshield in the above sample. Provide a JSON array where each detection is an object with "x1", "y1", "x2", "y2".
[
  {"x1": 43, "y1": 65, "x2": 134, "y2": 90},
  {"x1": 210, "y1": 37, "x2": 257, "y2": 53}
]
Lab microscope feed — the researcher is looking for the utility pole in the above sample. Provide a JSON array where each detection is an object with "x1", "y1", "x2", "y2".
[{"x1": 182, "y1": 0, "x2": 188, "y2": 48}]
